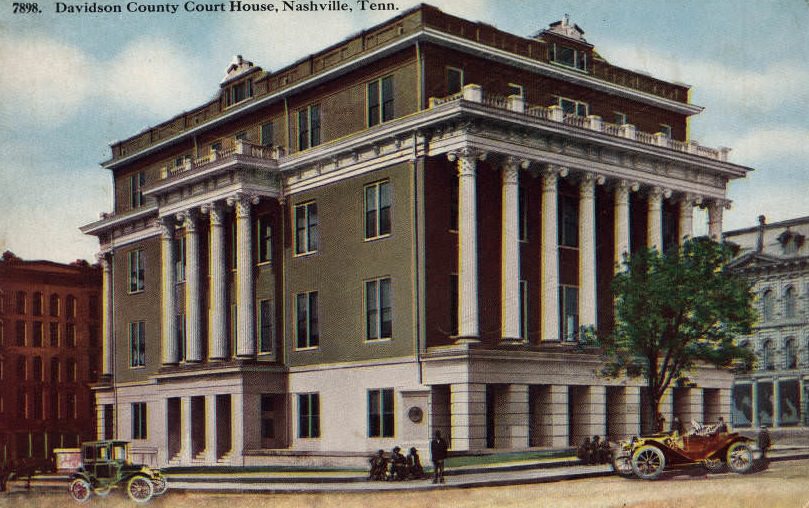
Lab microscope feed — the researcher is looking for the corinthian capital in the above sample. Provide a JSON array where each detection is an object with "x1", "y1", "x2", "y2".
[
  {"x1": 176, "y1": 209, "x2": 199, "y2": 232},
  {"x1": 158, "y1": 216, "x2": 176, "y2": 239},
  {"x1": 227, "y1": 192, "x2": 260, "y2": 218}
]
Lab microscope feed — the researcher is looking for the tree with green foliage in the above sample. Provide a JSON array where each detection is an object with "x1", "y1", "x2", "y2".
[{"x1": 599, "y1": 237, "x2": 756, "y2": 432}]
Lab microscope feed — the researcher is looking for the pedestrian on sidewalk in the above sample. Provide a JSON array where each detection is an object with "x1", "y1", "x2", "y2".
[
  {"x1": 757, "y1": 425, "x2": 771, "y2": 459},
  {"x1": 430, "y1": 430, "x2": 448, "y2": 484}
]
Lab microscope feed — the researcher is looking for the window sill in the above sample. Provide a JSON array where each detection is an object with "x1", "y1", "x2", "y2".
[
  {"x1": 548, "y1": 61, "x2": 589, "y2": 74},
  {"x1": 293, "y1": 251, "x2": 318, "y2": 259},
  {"x1": 128, "y1": 290, "x2": 145, "y2": 296},
  {"x1": 364, "y1": 234, "x2": 391, "y2": 243},
  {"x1": 294, "y1": 346, "x2": 319, "y2": 352},
  {"x1": 257, "y1": 261, "x2": 273, "y2": 267},
  {"x1": 365, "y1": 338, "x2": 392, "y2": 343}
]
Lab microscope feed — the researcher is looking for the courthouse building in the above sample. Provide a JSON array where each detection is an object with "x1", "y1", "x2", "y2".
[
  {"x1": 726, "y1": 216, "x2": 809, "y2": 429},
  {"x1": 0, "y1": 252, "x2": 102, "y2": 465},
  {"x1": 81, "y1": 6, "x2": 751, "y2": 467}
]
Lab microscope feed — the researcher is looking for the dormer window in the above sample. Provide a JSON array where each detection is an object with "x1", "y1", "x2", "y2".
[
  {"x1": 551, "y1": 44, "x2": 587, "y2": 71},
  {"x1": 225, "y1": 79, "x2": 253, "y2": 108},
  {"x1": 559, "y1": 97, "x2": 588, "y2": 117},
  {"x1": 777, "y1": 229, "x2": 804, "y2": 255}
]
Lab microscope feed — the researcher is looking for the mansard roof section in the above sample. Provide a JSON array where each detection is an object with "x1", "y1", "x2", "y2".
[{"x1": 104, "y1": 3, "x2": 698, "y2": 168}]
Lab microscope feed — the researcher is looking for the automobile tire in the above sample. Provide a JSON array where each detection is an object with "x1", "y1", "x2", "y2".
[
  {"x1": 68, "y1": 478, "x2": 92, "y2": 504},
  {"x1": 612, "y1": 453, "x2": 634, "y2": 478},
  {"x1": 726, "y1": 442, "x2": 754, "y2": 474},
  {"x1": 152, "y1": 476, "x2": 169, "y2": 496},
  {"x1": 631, "y1": 445, "x2": 666, "y2": 480},
  {"x1": 127, "y1": 475, "x2": 154, "y2": 504}
]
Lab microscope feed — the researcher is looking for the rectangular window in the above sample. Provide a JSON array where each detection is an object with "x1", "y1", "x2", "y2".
[
  {"x1": 32, "y1": 321, "x2": 43, "y2": 347},
  {"x1": 449, "y1": 274, "x2": 459, "y2": 336},
  {"x1": 33, "y1": 390, "x2": 43, "y2": 419},
  {"x1": 226, "y1": 79, "x2": 253, "y2": 107},
  {"x1": 129, "y1": 172, "x2": 145, "y2": 208},
  {"x1": 298, "y1": 104, "x2": 321, "y2": 150},
  {"x1": 365, "y1": 278, "x2": 392, "y2": 340},
  {"x1": 294, "y1": 202, "x2": 318, "y2": 255},
  {"x1": 559, "y1": 97, "x2": 588, "y2": 117},
  {"x1": 614, "y1": 112, "x2": 627, "y2": 125},
  {"x1": 16, "y1": 292, "x2": 25, "y2": 314},
  {"x1": 66, "y1": 323, "x2": 76, "y2": 348},
  {"x1": 16, "y1": 320, "x2": 25, "y2": 346},
  {"x1": 32, "y1": 293, "x2": 43, "y2": 316},
  {"x1": 257, "y1": 216, "x2": 272, "y2": 264},
  {"x1": 132, "y1": 402, "x2": 147, "y2": 440},
  {"x1": 17, "y1": 357, "x2": 26, "y2": 380},
  {"x1": 551, "y1": 44, "x2": 587, "y2": 71},
  {"x1": 211, "y1": 141, "x2": 222, "y2": 155},
  {"x1": 368, "y1": 388, "x2": 394, "y2": 438},
  {"x1": 259, "y1": 299, "x2": 273, "y2": 354},
  {"x1": 67, "y1": 296, "x2": 77, "y2": 319},
  {"x1": 260, "y1": 122, "x2": 273, "y2": 147},
  {"x1": 50, "y1": 322, "x2": 59, "y2": 347},
  {"x1": 446, "y1": 67, "x2": 463, "y2": 95},
  {"x1": 559, "y1": 286, "x2": 579, "y2": 341},
  {"x1": 174, "y1": 237, "x2": 186, "y2": 282},
  {"x1": 520, "y1": 280, "x2": 529, "y2": 340},
  {"x1": 298, "y1": 393, "x2": 320, "y2": 438},
  {"x1": 175, "y1": 314, "x2": 186, "y2": 361},
  {"x1": 261, "y1": 394, "x2": 276, "y2": 440},
  {"x1": 559, "y1": 194, "x2": 579, "y2": 247},
  {"x1": 518, "y1": 186, "x2": 527, "y2": 241},
  {"x1": 89, "y1": 295, "x2": 99, "y2": 319},
  {"x1": 659, "y1": 124, "x2": 672, "y2": 138},
  {"x1": 67, "y1": 393, "x2": 76, "y2": 419},
  {"x1": 50, "y1": 358, "x2": 59, "y2": 383},
  {"x1": 235, "y1": 130, "x2": 247, "y2": 141},
  {"x1": 365, "y1": 181, "x2": 391, "y2": 239},
  {"x1": 33, "y1": 357, "x2": 42, "y2": 381},
  {"x1": 128, "y1": 250, "x2": 145, "y2": 293},
  {"x1": 507, "y1": 83, "x2": 524, "y2": 97},
  {"x1": 367, "y1": 76, "x2": 394, "y2": 127},
  {"x1": 129, "y1": 321, "x2": 146, "y2": 367},
  {"x1": 296, "y1": 292, "x2": 319, "y2": 349},
  {"x1": 89, "y1": 326, "x2": 99, "y2": 347}
]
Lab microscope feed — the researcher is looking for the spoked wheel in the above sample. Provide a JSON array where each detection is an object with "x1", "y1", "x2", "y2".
[
  {"x1": 612, "y1": 453, "x2": 634, "y2": 477},
  {"x1": 631, "y1": 445, "x2": 666, "y2": 480},
  {"x1": 127, "y1": 475, "x2": 154, "y2": 504},
  {"x1": 68, "y1": 478, "x2": 92, "y2": 504},
  {"x1": 94, "y1": 486, "x2": 112, "y2": 497},
  {"x1": 152, "y1": 476, "x2": 168, "y2": 496},
  {"x1": 726, "y1": 442, "x2": 754, "y2": 474}
]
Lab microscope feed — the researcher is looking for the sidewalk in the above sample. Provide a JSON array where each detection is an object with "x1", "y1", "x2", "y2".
[{"x1": 9, "y1": 445, "x2": 809, "y2": 495}]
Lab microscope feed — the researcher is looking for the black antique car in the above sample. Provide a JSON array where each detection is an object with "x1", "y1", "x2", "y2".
[
  {"x1": 613, "y1": 425, "x2": 754, "y2": 480},
  {"x1": 68, "y1": 440, "x2": 167, "y2": 503}
]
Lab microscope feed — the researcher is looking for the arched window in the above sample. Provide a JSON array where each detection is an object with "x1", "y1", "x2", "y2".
[
  {"x1": 49, "y1": 294, "x2": 60, "y2": 317},
  {"x1": 761, "y1": 290, "x2": 774, "y2": 322},
  {"x1": 784, "y1": 286, "x2": 797, "y2": 319},
  {"x1": 784, "y1": 337, "x2": 797, "y2": 369},
  {"x1": 762, "y1": 339, "x2": 775, "y2": 370}
]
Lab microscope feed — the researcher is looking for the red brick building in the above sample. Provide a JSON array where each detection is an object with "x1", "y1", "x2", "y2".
[{"x1": 0, "y1": 251, "x2": 102, "y2": 466}]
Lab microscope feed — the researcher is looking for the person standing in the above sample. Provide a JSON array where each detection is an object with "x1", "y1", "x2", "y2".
[
  {"x1": 757, "y1": 425, "x2": 771, "y2": 459},
  {"x1": 430, "y1": 430, "x2": 448, "y2": 484},
  {"x1": 715, "y1": 416, "x2": 728, "y2": 434}
]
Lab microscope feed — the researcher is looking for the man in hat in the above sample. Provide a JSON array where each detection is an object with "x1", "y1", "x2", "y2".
[{"x1": 430, "y1": 430, "x2": 448, "y2": 483}]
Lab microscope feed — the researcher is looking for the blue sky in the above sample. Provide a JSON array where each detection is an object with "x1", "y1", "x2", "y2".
[{"x1": 1, "y1": 0, "x2": 808, "y2": 262}]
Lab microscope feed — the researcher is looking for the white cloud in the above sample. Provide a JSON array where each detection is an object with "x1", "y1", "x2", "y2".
[
  {"x1": 729, "y1": 128, "x2": 809, "y2": 165},
  {"x1": 0, "y1": 34, "x2": 94, "y2": 125},
  {"x1": 596, "y1": 41, "x2": 809, "y2": 114}
]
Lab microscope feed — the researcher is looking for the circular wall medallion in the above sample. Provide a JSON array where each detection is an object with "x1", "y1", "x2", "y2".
[{"x1": 408, "y1": 406, "x2": 423, "y2": 423}]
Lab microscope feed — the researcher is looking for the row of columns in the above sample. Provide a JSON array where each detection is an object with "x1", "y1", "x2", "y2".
[
  {"x1": 448, "y1": 147, "x2": 729, "y2": 342},
  {"x1": 157, "y1": 192, "x2": 260, "y2": 365}
]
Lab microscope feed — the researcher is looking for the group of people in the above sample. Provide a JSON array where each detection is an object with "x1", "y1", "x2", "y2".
[
  {"x1": 368, "y1": 430, "x2": 449, "y2": 483},
  {"x1": 576, "y1": 435, "x2": 612, "y2": 465}
]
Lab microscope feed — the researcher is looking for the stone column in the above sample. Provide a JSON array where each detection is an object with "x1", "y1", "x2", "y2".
[
  {"x1": 614, "y1": 180, "x2": 635, "y2": 272},
  {"x1": 501, "y1": 157, "x2": 526, "y2": 343},
  {"x1": 579, "y1": 173, "x2": 601, "y2": 330},
  {"x1": 751, "y1": 381, "x2": 760, "y2": 428},
  {"x1": 624, "y1": 387, "x2": 642, "y2": 439},
  {"x1": 450, "y1": 383, "x2": 487, "y2": 451},
  {"x1": 448, "y1": 148, "x2": 485, "y2": 341},
  {"x1": 180, "y1": 210, "x2": 202, "y2": 363},
  {"x1": 231, "y1": 392, "x2": 245, "y2": 466},
  {"x1": 159, "y1": 217, "x2": 179, "y2": 365},
  {"x1": 708, "y1": 199, "x2": 726, "y2": 240},
  {"x1": 647, "y1": 186, "x2": 667, "y2": 251},
  {"x1": 678, "y1": 194, "x2": 700, "y2": 245},
  {"x1": 773, "y1": 380, "x2": 781, "y2": 427},
  {"x1": 547, "y1": 385, "x2": 570, "y2": 448},
  {"x1": 541, "y1": 166, "x2": 566, "y2": 341},
  {"x1": 205, "y1": 203, "x2": 228, "y2": 360},
  {"x1": 229, "y1": 193, "x2": 260, "y2": 358},
  {"x1": 98, "y1": 252, "x2": 115, "y2": 375},
  {"x1": 205, "y1": 394, "x2": 217, "y2": 464},
  {"x1": 503, "y1": 384, "x2": 530, "y2": 448},
  {"x1": 587, "y1": 385, "x2": 607, "y2": 438},
  {"x1": 180, "y1": 396, "x2": 193, "y2": 464}
]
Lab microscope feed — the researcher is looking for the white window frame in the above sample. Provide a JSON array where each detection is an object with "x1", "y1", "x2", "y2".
[
  {"x1": 295, "y1": 291, "x2": 319, "y2": 350},
  {"x1": 298, "y1": 392, "x2": 320, "y2": 439},
  {"x1": 507, "y1": 83, "x2": 524, "y2": 97},
  {"x1": 129, "y1": 172, "x2": 145, "y2": 209},
  {"x1": 558, "y1": 97, "x2": 589, "y2": 117},
  {"x1": 559, "y1": 285, "x2": 579, "y2": 342},
  {"x1": 258, "y1": 299, "x2": 273, "y2": 354},
  {"x1": 128, "y1": 250, "x2": 145, "y2": 293},
  {"x1": 446, "y1": 66, "x2": 464, "y2": 95},
  {"x1": 257, "y1": 216, "x2": 272, "y2": 265},
  {"x1": 614, "y1": 112, "x2": 627, "y2": 125},
  {"x1": 659, "y1": 124, "x2": 672, "y2": 138},
  {"x1": 365, "y1": 277, "x2": 392, "y2": 341},
  {"x1": 297, "y1": 104, "x2": 321, "y2": 150},
  {"x1": 129, "y1": 321, "x2": 146, "y2": 368},
  {"x1": 131, "y1": 402, "x2": 147, "y2": 440},
  {"x1": 367, "y1": 388, "x2": 395, "y2": 438},
  {"x1": 367, "y1": 75, "x2": 394, "y2": 127},
  {"x1": 364, "y1": 180, "x2": 392, "y2": 240},
  {"x1": 174, "y1": 236, "x2": 186, "y2": 283},
  {"x1": 294, "y1": 202, "x2": 318, "y2": 256}
]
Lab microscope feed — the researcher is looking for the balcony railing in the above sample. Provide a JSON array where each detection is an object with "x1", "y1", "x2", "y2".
[
  {"x1": 161, "y1": 140, "x2": 280, "y2": 179},
  {"x1": 428, "y1": 84, "x2": 731, "y2": 162}
]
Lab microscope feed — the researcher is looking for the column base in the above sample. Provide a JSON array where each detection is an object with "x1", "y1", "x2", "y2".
[
  {"x1": 498, "y1": 337, "x2": 526, "y2": 346},
  {"x1": 453, "y1": 336, "x2": 481, "y2": 345}
]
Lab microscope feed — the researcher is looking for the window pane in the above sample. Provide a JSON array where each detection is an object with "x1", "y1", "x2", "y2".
[
  {"x1": 368, "y1": 80, "x2": 380, "y2": 127},
  {"x1": 365, "y1": 186, "x2": 377, "y2": 238},
  {"x1": 366, "y1": 281, "x2": 378, "y2": 340},
  {"x1": 380, "y1": 279, "x2": 392, "y2": 339},
  {"x1": 556, "y1": 45, "x2": 576, "y2": 67},
  {"x1": 261, "y1": 123, "x2": 273, "y2": 147},
  {"x1": 381, "y1": 76, "x2": 394, "y2": 122},
  {"x1": 307, "y1": 203, "x2": 319, "y2": 251},
  {"x1": 260, "y1": 300, "x2": 272, "y2": 353},
  {"x1": 311, "y1": 393, "x2": 320, "y2": 437},
  {"x1": 310, "y1": 105, "x2": 320, "y2": 147},
  {"x1": 382, "y1": 389, "x2": 394, "y2": 437},
  {"x1": 447, "y1": 68, "x2": 462, "y2": 95},
  {"x1": 309, "y1": 292, "x2": 319, "y2": 347},
  {"x1": 298, "y1": 110, "x2": 309, "y2": 150},
  {"x1": 368, "y1": 391, "x2": 380, "y2": 437},
  {"x1": 295, "y1": 206, "x2": 306, "y2": 254},
  {"x1": 379, "y1": 182, "x2": 391, "y2": 235},
  {"x1": 296, "y1": 294, "x2": 308, "y2": 348}
]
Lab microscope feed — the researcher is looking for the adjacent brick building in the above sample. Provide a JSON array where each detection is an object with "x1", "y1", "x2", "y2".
[
  {"x1": 82, "y1": 6, "x2": 752, "y2": 467},
  {"x1": 0, "y1": 251, "x2": 102, "y2": 466}
]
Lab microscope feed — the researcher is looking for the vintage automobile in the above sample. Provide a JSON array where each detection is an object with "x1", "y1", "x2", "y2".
[
  {"x1": 613, "y1": 425, "x2": 754, "y2": 480},
  {"x1": 68, "y1": 440, "x2": 168, "y2": 503}
]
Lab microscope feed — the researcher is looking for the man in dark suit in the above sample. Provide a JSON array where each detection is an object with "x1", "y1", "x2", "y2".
[{"x1": 430, "y1": 430, "x2": 448, "y2": 484}]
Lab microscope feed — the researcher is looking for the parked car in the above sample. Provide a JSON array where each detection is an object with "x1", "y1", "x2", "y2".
[
  {"x1": 613, "y1": 426, "x2": 754, "y2": 480},
  {"x1": 68, "y1": 440, "x2": 167, "y2": 503}
]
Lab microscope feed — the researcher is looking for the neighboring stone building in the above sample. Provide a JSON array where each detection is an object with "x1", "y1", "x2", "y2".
[
  {"x1": 726, "y1": 216, "x2": 809, "y2": 429},
  {"x1": 0, "y1": 251, "x2": 102, "y2": 466},
  {"x1": 81, "y1": 5, "x2": 751, "y2": 467}
]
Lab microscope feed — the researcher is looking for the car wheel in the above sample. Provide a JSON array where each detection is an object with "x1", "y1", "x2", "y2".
[
  {"x1": 94, "y1": 486, "x2": 112, "y2": 497},
  {"x1": 612, "y1": 453, "x2": 634, "y2": 477},
  {"x1": 69, "y1": 478, "x2": 92, "y2": 504},
  {"x1": 726, "y1": 442, "x2": 753, "y2": 474},
  {"x1": 703, "y1": 457, "x2": 726, "y2": 473},
  {"x1": 127, "y1": 475, "x2": 154, "y2": 504},
  {"x1": 631, "y1": 445, "x2": 666, "y2": 480},
  {"x1": 152, "y1": 476, "x2": 168, "y2": 496}
]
